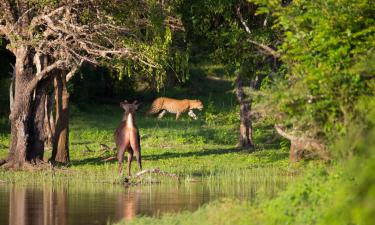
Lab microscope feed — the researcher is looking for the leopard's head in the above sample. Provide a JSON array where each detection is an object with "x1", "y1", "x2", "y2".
[{"x1": 190, "y1": 100, "x2": 203, "y2": 111}]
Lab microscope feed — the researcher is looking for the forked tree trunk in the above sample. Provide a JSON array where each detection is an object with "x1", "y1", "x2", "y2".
[
  {"x1": 6, "y1": 47, "x2": 52, "y2": 168},
  {"x1": 50, "y1": 73, "x2": 70, "y2": 163},
  {"x1": 235, "y1": 74, "x2": 254, "y2": 149}
]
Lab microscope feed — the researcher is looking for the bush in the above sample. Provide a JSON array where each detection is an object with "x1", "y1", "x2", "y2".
[{"x1": 259, "y1": 0, "x2": 375, "y2": 143}]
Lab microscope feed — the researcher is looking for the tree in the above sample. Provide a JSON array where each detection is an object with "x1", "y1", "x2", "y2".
[
  {"x1": 255, "y1": 0, "x2": 375, "y2": 160},
  {"x1": 178, "y1": 0, "x2": 278, "y2": 149},
  {"x1": 0, "y1": 0, "x2": 180, "y2": 168}
]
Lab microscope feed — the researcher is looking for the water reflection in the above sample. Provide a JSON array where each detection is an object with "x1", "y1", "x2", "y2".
[
  {"x1": 0, "y1": 179, "x2": 290, "y2": 225},
  {"x1": 5, "y1": 184, "x2": 68, "y2": 225}
]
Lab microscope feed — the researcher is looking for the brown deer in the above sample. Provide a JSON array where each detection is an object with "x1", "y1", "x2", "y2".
[{"x1": 115, "y1": 100, "x2": 142, "y2": 176}]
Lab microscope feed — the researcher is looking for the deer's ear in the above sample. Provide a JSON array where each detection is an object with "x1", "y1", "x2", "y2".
[
  {"x1": 136, "y1": 102, "x2": 142, "y2": 109},
  {"x1": 120, "y1": 101, "x2": 127, "y2": 109}
]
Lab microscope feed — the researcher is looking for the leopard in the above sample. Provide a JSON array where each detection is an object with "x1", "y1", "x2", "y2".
[{"x1": 147, "y1": 97, "x2": 203, "y2": 120}]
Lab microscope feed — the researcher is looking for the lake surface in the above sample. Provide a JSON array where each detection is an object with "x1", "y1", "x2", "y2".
[{"x1": 0, "y1": 178, "x2": 290, "y2": 225}]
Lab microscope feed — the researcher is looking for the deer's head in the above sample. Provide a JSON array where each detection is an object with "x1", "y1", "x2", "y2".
[{"x1": 120, "y1": 100, "x2": 141, "y2": 120}]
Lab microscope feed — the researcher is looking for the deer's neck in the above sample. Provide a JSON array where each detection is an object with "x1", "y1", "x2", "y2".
[{"x1": 126, "y1": 113, "x2": 135, "y2": 128}]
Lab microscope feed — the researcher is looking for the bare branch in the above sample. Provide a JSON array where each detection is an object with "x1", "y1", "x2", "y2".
[
  {"x1": 248, "y1": 40, "x2": 280, "y2": 58},
  {"x1": 0, "y1": 25, "x2": 9, "y2": 36},
  {"x1": 9, "y1": 6, "x2": 35, "y2": 34},
  {"x1": 23, "y1": 60, "x2": 66, "y2": 100},
  {"x1": 274, "y1": 124, "x2": 296, "y2": 141},
  {"x1": 236, "y1": 5, "x2": 280, "y2": 58},
  {"x1": 236, "y1": 6, "x2": 251, "y2": 34},
  {"x1": 66, "y1": 60, "x2": 83, "y2": 81},
  {"x1": 36, "y1": 60, "x2": 65, "y2": 81},
  {"x1": 1, "y1": 0, "x2": 16, "y2": 24}
]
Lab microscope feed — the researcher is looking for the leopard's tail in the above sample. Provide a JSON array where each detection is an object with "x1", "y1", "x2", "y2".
[{"x1": 147, "y1": 98, "x2": 164, "y2": 115}]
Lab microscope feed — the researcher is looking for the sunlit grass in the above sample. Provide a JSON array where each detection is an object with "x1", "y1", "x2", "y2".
[
  {"x1": 0, "y1": 101, "x2": 291, "y2": 185},
  {"x1": 0, "y1": 67, "x2": 292, "y2": 189}
]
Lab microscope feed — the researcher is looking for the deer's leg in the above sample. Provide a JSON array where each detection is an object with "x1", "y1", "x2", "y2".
[
  {"x1": 158, "y1": 110, "x2": 166, "y2": 119},
  {"x1": 188, "y1": 110, "x2": 198, "y2": 120},
  {"x1": 127, "y1": 150, "x2": 133, "y2": 177},
  {"x1": 130, "y1": 131, "x2": 142, "y2": 172},
  {"x1": 117, "y1": 145, "x2": 126, "y2": 175},
  {"x1": 133, "y1": 149, "x2": 142, "y2": 173}
]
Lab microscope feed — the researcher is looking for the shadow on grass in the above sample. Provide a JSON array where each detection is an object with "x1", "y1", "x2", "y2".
[
  {"x1": 142, "y1": 147, "x2": 245, "y2": 161},
  {"x1": 69, "y1": 156, "x2": 110, "y2": 166},
  {"x1": 69, "y1": 147, "x2": 247, "y2": 166}
]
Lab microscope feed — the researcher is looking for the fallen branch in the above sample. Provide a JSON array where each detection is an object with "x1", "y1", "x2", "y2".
[
  {"x1": 99, "y1": 143, "x2": 116, "y2": 152},
  {"x1": 274, "y1": 124, "x2": 330, "y2": 162},
  {"x1": 102, "y1": 156, "x2": 116, "y2": 162}
]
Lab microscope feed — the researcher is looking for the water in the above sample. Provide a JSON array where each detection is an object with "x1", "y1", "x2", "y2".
[{"x1": 0, "y1": 179, "x2": 289, "y2": 225}]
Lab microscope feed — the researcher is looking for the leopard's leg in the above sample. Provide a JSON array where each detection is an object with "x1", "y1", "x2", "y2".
[
  {"x1": 188, "y1": 110, "x2": 197, "y2": 120},
  {"x1": 158, "y1": 110, "x2": 167, "y2": 119},
  {"x1": 175, "y1": 112, "x2": 181, "y2": 120}
]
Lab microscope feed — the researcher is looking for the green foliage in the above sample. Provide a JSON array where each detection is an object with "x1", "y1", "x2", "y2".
[
  {"x1": 178, "y1": 0, "x2": 277, "y2": 76},
  {"x1": 108, "y1": 1, "x2": 190, "y2": 91},
  {"x1": 204, "y1": 100, "x2": 240, "y2": 126},
  {"x1": 258, "y1": 0, "x2": 375, "y2": 143}
]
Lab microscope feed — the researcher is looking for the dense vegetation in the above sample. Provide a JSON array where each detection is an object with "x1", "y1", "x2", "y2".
[{"x1": 0, "y1": 0, "x2": 374, "y2": 224}]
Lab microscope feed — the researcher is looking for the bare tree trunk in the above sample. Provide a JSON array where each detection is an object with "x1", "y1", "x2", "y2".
[
  {"x1": 5, "y1": 49, "x2": 53, "y2": 168},
  {"x1": 44, "y1": 91, "x2": 55, "y2": 148},
  {"x1": 50, "y1": 72, "x2": 70, "y2": 163},
  {"x1": 28, "y1": 77, "x2": 51, "y2": 162},
  {"x1": 235, "y1": 73, "x2": 254, "y2": 149},
  {"x1": 6, "y1": 45, "x2": 35, "y2": 168}
]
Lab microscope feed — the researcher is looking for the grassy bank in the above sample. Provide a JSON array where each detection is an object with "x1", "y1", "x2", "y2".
[
  {"x1": 116, "y1": 156, "x2": 374, "y2": 225},
  {"x1": 114, "y1": 101, "x2": 375, "y2": 225}
]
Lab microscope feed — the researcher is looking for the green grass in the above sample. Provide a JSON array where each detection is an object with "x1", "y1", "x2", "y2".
[
  {"x1": 0, "y1": 102, "x2": 291, "y2": 183},
  {"x1": 0, "y1": 67, "x2": 292, "y2": 185}
]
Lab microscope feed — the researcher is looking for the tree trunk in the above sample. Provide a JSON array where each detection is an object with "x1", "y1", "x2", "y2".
[
  {"x1": 235, "y1": 73, "x2": 254, "y2": 149},
  {"x1": 50, "y1": 72, "x2": 70, "y2": 163},
  {"x1": 6, "y1": 45, "x2": 35, "y2": 168},
  {"x1": 28, "y1": 77, "x2": 51, "y2": 161},
  {"x1": 5, "y1": 48, "x2": 52, "y2": 168},
  {"x1": 44, "y1": 91, "x2": 55, "y2": 148}
]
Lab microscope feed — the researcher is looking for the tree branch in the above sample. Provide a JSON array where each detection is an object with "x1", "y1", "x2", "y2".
[
  {"x1": 66, "y1": 60, "x2": 83, "y2": 81},
  {"x1": 236, "y1": 6, "x2": 251, "y2": 34},
  {"x1": 236, "y1": 5, "x2": 280, "y2": 58},
  {"x1": 1, "y1": 0, "x2": 16, "y2": 24},
  {"x1": 274, "y1": 124, "x2": 296, "y2": 141},
  {"x1": 9, "y1": 6, "x2": 35, "y2": 34},
  {"x1": 26, "y1": 60, "x2": 66, "y2": 96}
]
